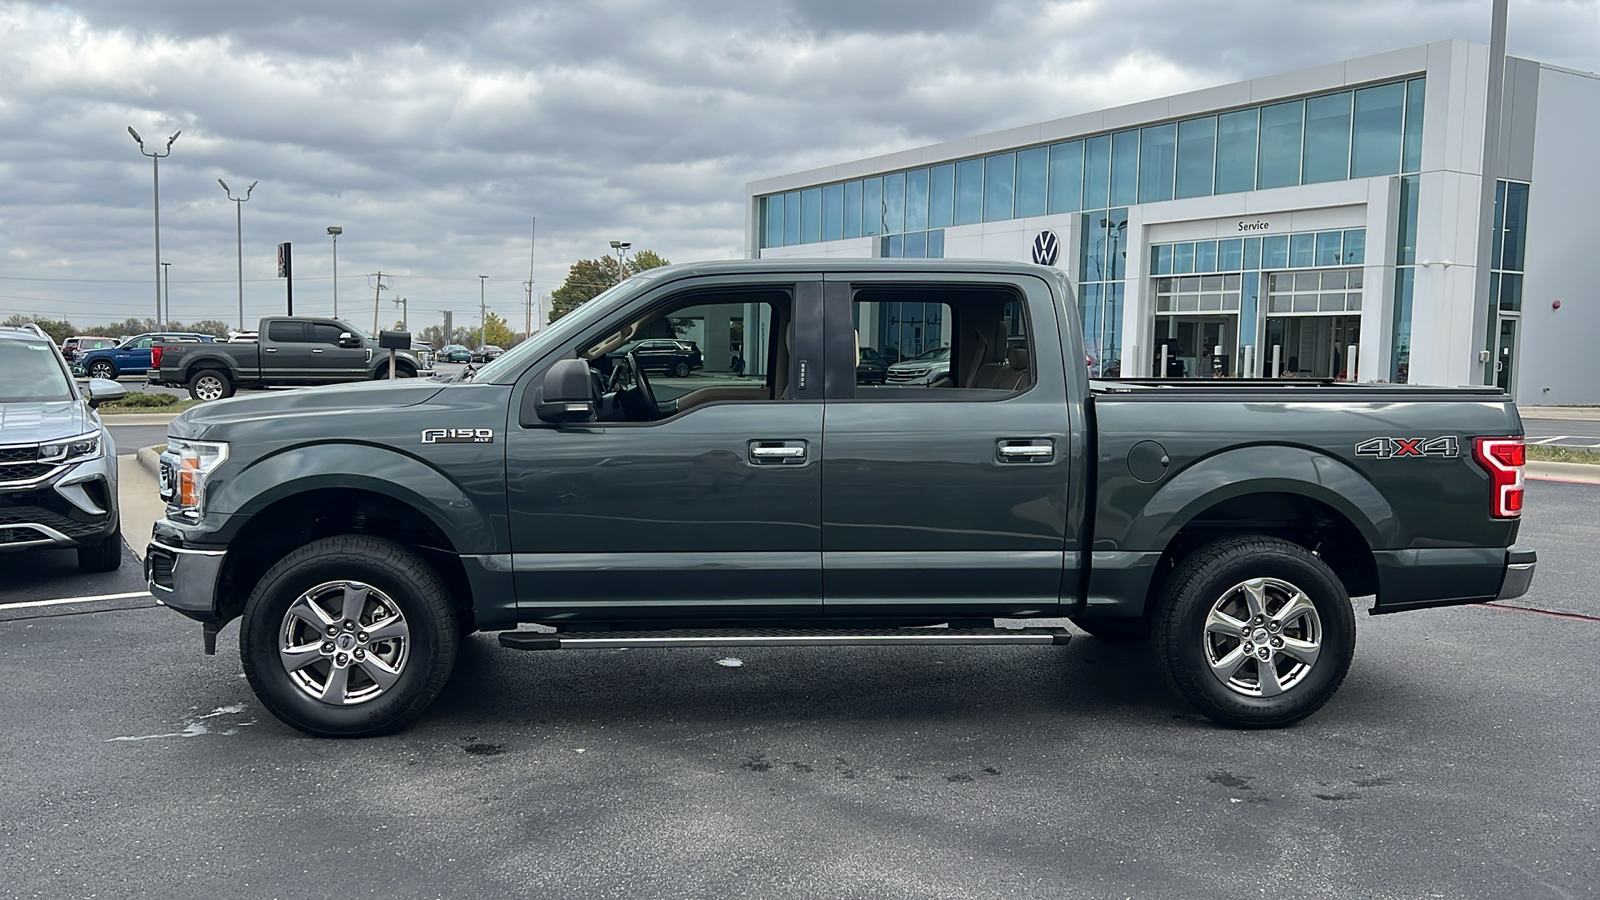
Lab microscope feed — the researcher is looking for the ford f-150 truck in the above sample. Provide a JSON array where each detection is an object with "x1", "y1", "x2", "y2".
[
  {"x1": 144, "y1": 259, "x2": 1536, "y2": 737},
  {"x1": 148, "y1": 317, "x2": 427, "y2": 401}
]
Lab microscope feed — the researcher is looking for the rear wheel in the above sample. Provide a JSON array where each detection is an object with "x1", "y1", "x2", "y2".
[
  {"x1": 239, "y1": 536, "x2": 458, "y2": 737},
  {"x1": 672, "y1": 361, "x2": 691, "y2": 378},
  {"x1": 188, "y1": 369, "x2": 234, "y2": 402},
  {"x1": 76, "y1": 523, "x2": 122, "y2": 573},
  {"x1": 1153, "y1": 535, "x2": 1355, "y2": 728}
]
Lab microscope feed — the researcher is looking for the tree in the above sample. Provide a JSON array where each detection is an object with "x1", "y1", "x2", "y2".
[
  {"x1": 187, "y1": 319, "x2": 233, "y2": 339},
  {"x1": 547, "y1": 250, "x2": 672, "y2": 324},
  {"x1": 3, "y1": 315, "x2": 75, "y2": 344},
  {"x1": 481, "y1": 311, "x2": 516, "y2": 348}
]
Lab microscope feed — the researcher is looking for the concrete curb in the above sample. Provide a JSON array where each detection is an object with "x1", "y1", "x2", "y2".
[
  {"x1": 119, "y1": 448, "x2": 169, "y2": 562},
  {"x1": 1527, "y1": 460, "x2": 1600, "y2": 485},
  {"x1": 1520, "y1": 406, "x2": 1600, "y2": 421},
  {"x1": 101, "y1": 412, "x2": 182, "y2": 425},
  {"x1": 136, "y1": 445, "x2": 163, "y2": 476}
]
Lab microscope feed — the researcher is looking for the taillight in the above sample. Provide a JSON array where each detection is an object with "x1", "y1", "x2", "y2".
[
  {"x1": 151, "y1": 346, "x2": 163, "y2": 369},
  {"x1": 1473, "y1": 437, "x2": 1525, "y2": 519}
]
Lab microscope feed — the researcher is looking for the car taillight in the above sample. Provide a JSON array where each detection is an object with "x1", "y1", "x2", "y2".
[
  {"x1": 1473, "y1": 437, "x2": 1525, "y2": 519},
  {"x1": 151, "y1": 346, "x2": 163, "y2": 368}
]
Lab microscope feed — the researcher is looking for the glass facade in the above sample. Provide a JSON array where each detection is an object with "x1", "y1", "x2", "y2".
[
  {"x1": 1390, "y1": 174, "x2": 1420, "y2": 382},
  {"x1": 759, "y1": 77, "x2": 1424, "y2": 249},
  {"x1": 1486, "y1": 179, "x2": 1531, "y2": 385}
]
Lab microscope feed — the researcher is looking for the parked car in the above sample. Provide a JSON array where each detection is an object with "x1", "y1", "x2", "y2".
[
  {"x1": 471, "y1": 345, "x2": 505, "y2": 363},
  {"x1": 607, "y1": 338, "x2": 704, "y2": 377},
  {"x1": 439, "y1": 345, "x2": 473, "y2": 363},
  {"x1": 148, "y1": 317, "x2": 426, "y2": 401},
  {"x1": 227, "y1": 331, "x2": 258, "y2": 343},
  {"x1": 61, "y1": 335, "x2": 119, "y2": 361},
  {"x1": 146, "y1": 258, "x2": 1534, "y2": 737},
  {"x1": 856, "y1": 347, "x2": 888, "y2": 384},
  {"x1": 411, "y1": 340, "x2": 436, "y2": 369},
  {"x1": 884, "y1": 345, "x2": 951, "y2": 385},
  {"x1": 0, "y1": 325, "x2": 126, "y2": 572},
  {"x1": 78, "y1": 332, "x2": 212, "y2": 380}
]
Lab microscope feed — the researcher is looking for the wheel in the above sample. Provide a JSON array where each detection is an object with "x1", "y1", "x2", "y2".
[
  {"x1": 188, "y1": 369, "x2": 234, "y2": 402},
  {"x1": 1069, "y1": 615, "x2": 1149, "y2": 642},
  {"x1": 1153, "y1": 535, "x2": 1355, "y2": 729},
  {"x1": 239, "y1": 535, "x2": 459, "y2": 737},
  {"x1": 397, "y1": 365, "x2": 416, "y2": 378},
  {"x1": 76, "y1": 524, "x2": 122, "y2": 573},
  {"x1": 88, "y1": 360, "x2": 117, "y2": 380},
  {"x1": 672, "y1": 361, "x2": 691, "y2": 378}
]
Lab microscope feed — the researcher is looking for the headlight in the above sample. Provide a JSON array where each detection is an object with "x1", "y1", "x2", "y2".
[
  {"x1": 39, "y1": 432, "x2": 102, "y2": 464},
  {"x1": 164, "y1": 438, "x2": 229, "y2": 518}
]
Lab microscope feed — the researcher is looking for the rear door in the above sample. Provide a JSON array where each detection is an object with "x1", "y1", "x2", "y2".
[
  {"x1": 262, "y1": 320, "x2": 314, "y2": 382},
  {"x1": 820, "y1": 272, "x2": 1079, "y2": 618}
]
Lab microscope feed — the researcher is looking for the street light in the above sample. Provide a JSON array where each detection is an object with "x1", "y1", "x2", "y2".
[
  {"x1": 327, "y1": 227, "x2": 342, "y2": 316},
  {"x1": 160, "y1": 261, "x2": 171, "y2": 327},
  {"x1": 479, "y1": 275, "x2": 488, "y2": 350},
  {"x1": 129, "y1": 126, "x2": 180, "y2": 328},
  {"x1": 393, "y1": 296, "x2": 408, "y2": 331},
  {"x1": 609, "y1": 239, "x2": 631, "y2": 284},
  {"x1": 219, "y1": 178, "x2": 258, "y2": 330}
]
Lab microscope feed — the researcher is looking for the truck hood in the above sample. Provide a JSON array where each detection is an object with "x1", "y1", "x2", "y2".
[
  {"x1": 0, "y1": 400, "x2": 96, "y2": 445},
  {"x1": 170, "y1": 379, "x2": 446, "y2": 439}
]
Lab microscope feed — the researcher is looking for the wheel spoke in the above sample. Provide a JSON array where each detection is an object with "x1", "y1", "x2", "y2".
[
  {"x1": 319, "y1": 664, "x2": 351, "y2": 704},
  {"x1": 1240, "y1": 579, "x2": 1268, "y2": 619},
  {"x1": 1205, "y1": 607, "x2": 1248, "y2": 637},
  {"x1": 286, "y1": 595, "x2": 336, "y2": 631},
  {"x1": 364, "y1": 613, "x2": 409, "y2": 643},
  {"x1": 340, "y1": 583, "x2": 370, "y2": 624},
  {"x1": 1256, "y1": 659, "x2": 1284, "y2": 697},
  {"x1": 1272, "y1": 591, "x2": 1317, "y2": 629},
  {"x1": 355, "y1": 655, "x2": 402, "y2": 692},
  {"x1": 1279, "y1": 636, "x2": 1321, "y2": 668},
  {"x1": 280, "y1": 641, "x2": 325, "y2": 673},
  {"x1": 1209, "y1": 645, "x2": 1250, "y2": 681}
]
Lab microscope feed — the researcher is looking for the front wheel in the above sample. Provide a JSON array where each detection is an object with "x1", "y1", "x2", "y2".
[
  {"x1": 88, "y1": 360, "x2": 117, "y2": 380},
  {"x1": 1153, "y1": 536, "x2": 1355, "y2": 729},
  {"x1": 77, "y1": 524, "x2": 122, "y2": 573},
  {"x1": 239, "y1": 536, "x2": 459, "y2": 737}
]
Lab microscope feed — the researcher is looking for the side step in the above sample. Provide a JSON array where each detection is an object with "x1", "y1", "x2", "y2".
[{"x1": 498, "y1": 626, "x2": 1071, "y2": 651}]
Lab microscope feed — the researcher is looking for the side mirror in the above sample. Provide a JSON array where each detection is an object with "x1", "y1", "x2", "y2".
[
  {"x1": 526, "y1": 358, "x2": 595, "y2": 425},
  {"x1": 86, "y1": 378, "x2": 126, "y2": 409},
  {"x1": 338, "y1": 332, "x2": 362, "y2": 349}
]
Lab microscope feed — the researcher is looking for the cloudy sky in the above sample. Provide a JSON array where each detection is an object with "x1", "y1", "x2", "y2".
[{"x1": 0, "y1": 0, "x2": 1595, "y2": 334}]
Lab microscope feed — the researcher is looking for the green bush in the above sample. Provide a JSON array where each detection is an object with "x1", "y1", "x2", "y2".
[{"x1": 104, "y1": 392, "x2": 180, "y2": 408}]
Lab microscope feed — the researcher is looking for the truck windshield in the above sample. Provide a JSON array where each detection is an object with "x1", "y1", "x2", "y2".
[
  {"x1": 472, "y1": 271, "x2": 668, "y2": 383},
  {"x1": 0, "y1": 340, "x2": 75, "y2": 402}
]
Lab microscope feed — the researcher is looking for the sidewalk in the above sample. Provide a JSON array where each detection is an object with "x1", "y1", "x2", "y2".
[
  {"x1": 100, "y1": 412, "x2": 182, "y2": 425},
  {"x1": 118, "y1": 446, "x2": 168, "y2": 561},
  {"x1": 1519, "y1": 406, "x2": 1600, "y2": 421}
]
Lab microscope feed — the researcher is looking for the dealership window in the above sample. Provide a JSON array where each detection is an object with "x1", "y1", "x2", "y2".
[
  {"x1": 1016, "y1": 146, "x2": 1048, "y2": 218},
  {"x1": 1047, "y1": 141, "x2": 1084, "y2": 214},
  {"x1": 1302, "y1": 92, "x2": 1353, "y2": 184},
  {"x1": 1351, "y1": 82, "x2": 1405, "y2": 178},
  {"x1": 1176, "y1": 116, "x2": 1216, "y2": 199},
  {"x1": 882, "y1": 171, "x2": 905, "y2": 234},
  {"x1": 905, "y1": 167, "x2": 929, "y2": 232},
  {"x1": 1257, "y1": 100, "x2": 1304, "y2": 190},
  {"x1": 983, "y1": 152, "x2": 1016, "y2": 222},
  {"x1": 1139, "y1": 123, "x2": 1177, "y2": 203},
  {"x1": 928, "y1": 164, "x2": 954, "y2": 228}
]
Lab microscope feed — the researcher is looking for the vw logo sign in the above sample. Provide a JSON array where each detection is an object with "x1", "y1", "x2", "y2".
[{"x1": 1031, "y1": 230, "x2": 1060, "y2": 267}]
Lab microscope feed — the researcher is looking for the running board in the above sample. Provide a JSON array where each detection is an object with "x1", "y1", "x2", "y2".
[{"x1": 498, "y1": 626, "x2": 1071, "y2": 651}]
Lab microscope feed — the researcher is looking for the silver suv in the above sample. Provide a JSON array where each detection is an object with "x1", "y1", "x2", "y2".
[{"x1": 0, "y1": 325, "x2": 128, "y2": 571}]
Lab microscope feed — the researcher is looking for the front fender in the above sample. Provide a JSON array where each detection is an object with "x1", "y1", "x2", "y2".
[
  {"x1": 1121, "y1": 445, "x2": 1399, "y2": 552},
  {"x1": 204, "y1": 442, "x2": 504, "y2": 554}
]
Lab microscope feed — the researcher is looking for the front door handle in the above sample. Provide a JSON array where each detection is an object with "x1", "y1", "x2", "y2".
[
  {"x1": 997, "y1": 438, "x2": 1055, "y2": 463},
  {"x1": 749, "y1": 440, "x2": 807, "y2": 465},
  {"x1": 312, "y1": 348, "x2": 324, "y2": 353},
  {"x1": 264, "y1": 347, "x2": 278, "y2": 353}
]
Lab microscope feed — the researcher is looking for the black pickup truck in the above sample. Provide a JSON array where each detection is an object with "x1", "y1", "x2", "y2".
[
  {"x1": 144, "y1": 259, "x2": 1535, "y2": 737},
  {"x1": 149, "y1": 317, "x2": 427, "y2": 401}
]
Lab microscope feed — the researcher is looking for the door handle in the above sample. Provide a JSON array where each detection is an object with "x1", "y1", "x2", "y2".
[
  {"x1": 748, "y1": 440, "x2": 807, "y2": 465},
  {"x1": 997, "y1": 439, "x2": 1055, "y2": 463},
  {"x1": 264, "y1": 347, "x2": 278, "y2": 353},
  {"x1": 312, "y1": 348, "x2": 324, "y2": 353}
]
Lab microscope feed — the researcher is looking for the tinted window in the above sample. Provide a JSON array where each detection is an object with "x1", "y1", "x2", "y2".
[
  {"x1": 852, "y1": 286, "x2": 1031, "y2": 397},
  {"x1": 268, "y1": 321, "x2": 310, "y2": 343},
  {"x1": 311, "y1": 323, "x2": 345, "y2": 345}
]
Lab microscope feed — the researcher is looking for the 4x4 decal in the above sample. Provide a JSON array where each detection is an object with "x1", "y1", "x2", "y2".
[{"x1": 1355, "y1": 436, "x2": 1459, "y2": 459}]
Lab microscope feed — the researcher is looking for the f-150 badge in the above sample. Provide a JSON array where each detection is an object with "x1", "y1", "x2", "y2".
[
  {"x1": 1355, "y1": 436, "x2": 1458, "y2": 459},
  {"x1": 421, "y1": 428, "x2": 495, "y2": 444}
]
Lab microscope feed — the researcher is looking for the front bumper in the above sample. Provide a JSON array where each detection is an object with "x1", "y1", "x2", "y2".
[
  {"x1": 0, "y1": 455, "x2": 118, "y2": 552},
  {"x1": 1494, "y1": 547, "x2": 1537, "y2": 601},
  {"x1": 145, "y1": 537, "x2": 227, "y2": 619}
]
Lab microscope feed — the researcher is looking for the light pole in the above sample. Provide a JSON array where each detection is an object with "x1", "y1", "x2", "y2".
[
  {"x1": 160, "y1": 261, "x2": 171, "y2": 327},
  {"x1": 219, "y1": 178, "x2": 257, "y2": 330},
  {"x1": 327, "y1": 227, "x2": 342, "y2": 316},
  {"x1": 609, "y1": 239, "x2": 631, "y2": 284},
  {"x1": 479, "y1": 275, "x2": 488, "y2": 350},
  {"x1": 393, "y1": 296, "x2": 408, "y2": 331},
  {"x1": 129, "y1": 127, "x2": 179, "y2": 328}
]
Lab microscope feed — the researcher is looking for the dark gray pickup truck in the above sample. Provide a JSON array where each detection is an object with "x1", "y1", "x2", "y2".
[
  {"x1": 144, "y1": 259, "x2": 1535, "y2": 737},
  {"x1": 149, "y1": 317, "x2": 426, "y2": 401}
]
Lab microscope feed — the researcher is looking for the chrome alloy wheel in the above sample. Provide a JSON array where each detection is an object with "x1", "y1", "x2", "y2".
[
  {"x1": 1202, "y1": 577, "x2": 1322, "y2": 698},
  {"x1": 278, "y1": 581, "x2": 410, "y2": 706},
  {"x1": 193, "y1": 374, "x2": 226, "y2": 401}
]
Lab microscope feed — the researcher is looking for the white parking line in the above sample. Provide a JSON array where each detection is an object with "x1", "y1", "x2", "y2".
[
  {"x1": 1529, "y1": 436, "x2": 1569, "y2": 445},
  {"x1": 0, "y1": 590, "x2": 154, "y2": 611}
]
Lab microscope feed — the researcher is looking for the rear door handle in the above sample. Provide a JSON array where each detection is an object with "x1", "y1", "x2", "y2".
[
  {"x1": 997, "y1": 438, "x2": 1055, "y2": 463},
  {"x1": 749, "y1": 440, "x2": 807, "y2": 465},
  {"x1": 264, "y1": 347, "x2": 278, "y2": 353},
  {"x1": 312, "y1": 348, "x2": 324, "y2": 353}
]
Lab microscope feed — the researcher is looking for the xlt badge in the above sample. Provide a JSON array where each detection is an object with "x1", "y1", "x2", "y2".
[{"x1": 422, "y1": 428, "x2": 495, "y2": 444}]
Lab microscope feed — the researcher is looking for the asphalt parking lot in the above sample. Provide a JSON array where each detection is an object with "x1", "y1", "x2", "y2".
[{"x1": 0, "y1": 473, "x2": 1595, "y2": 899}]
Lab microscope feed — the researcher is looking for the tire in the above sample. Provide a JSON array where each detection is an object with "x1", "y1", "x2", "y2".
[
  {"x1": 88, "y1": 360, "x2": 117, "y2": 380},
  {"x1": 76, "y1": 523, "x2": 122, "y2": 573},
  {"x1": 1069, "y1": 615, "x2": 1150, "y2": 642},
  {"x1": 672, "y1": 361, "x2": 691, "y2": 378},
  {"x1": 397, "y1": 365, "x2": 416, "y2": 378},
  {"x1": 188, "y1": 369, "x2": 234, "y2": 402},
  {"x1": 1153, "y1": 535, "x2": 1355, "y2": 729},
  {"x1": 239, "y1": 535, "x2": 459, "y2": 737}
]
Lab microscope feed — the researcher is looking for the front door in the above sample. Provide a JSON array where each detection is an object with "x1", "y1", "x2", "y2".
[
  {"x1": 505, "y1": 279, "x2": 826, "y2": 622},
  {"x1": 820, "y1": 276, "x2": 1076, "y2": 619}
]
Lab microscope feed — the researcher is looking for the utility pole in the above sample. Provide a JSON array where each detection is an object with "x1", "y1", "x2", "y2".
[
  {"x1": 161, "y1": 261, "x2": 171, "y2": 327},
  {"x1": 525, "y1": 216, "x2": 537, "y2": 339},
  {"x1": 371, "y1": 272, "x2": 387, "y2": 333},
  {"x1": 479, "y1": 275, "x2": 488, "y2": 350}
]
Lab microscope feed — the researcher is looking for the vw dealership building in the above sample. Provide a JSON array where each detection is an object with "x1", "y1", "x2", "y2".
[{"x1": 746, "y1": 40, "x2": 1600, "y2": 405}]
